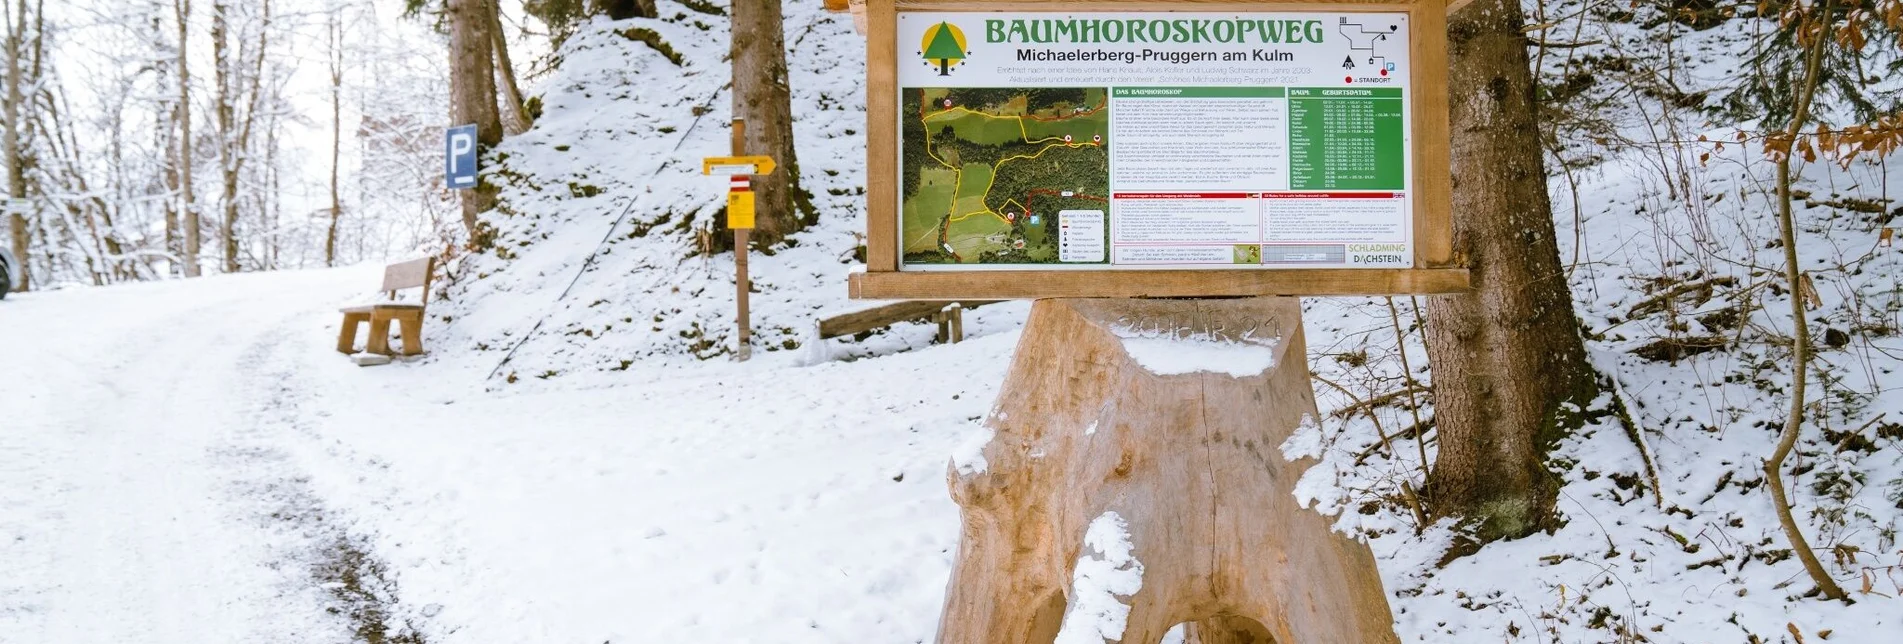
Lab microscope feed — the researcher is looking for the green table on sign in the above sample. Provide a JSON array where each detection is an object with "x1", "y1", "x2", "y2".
[{"x1": 1287, "y1": 87, "x2": 1405, "y2": 191}]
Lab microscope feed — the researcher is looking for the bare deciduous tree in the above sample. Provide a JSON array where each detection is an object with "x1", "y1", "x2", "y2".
[
  {"x1": 5, "y1": 0, "x2": 32, "y2": 291},
  {"x1": 174, "y1": 0, "x2": 199, "y2": 277},
  {"x1": 326, "y1": 0, "x2": 343, "y2": 266}
]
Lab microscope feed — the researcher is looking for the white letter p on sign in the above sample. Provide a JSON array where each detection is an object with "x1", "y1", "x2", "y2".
[{"x1": 450, "y1": 134, "x2": 473, "y2": 171}]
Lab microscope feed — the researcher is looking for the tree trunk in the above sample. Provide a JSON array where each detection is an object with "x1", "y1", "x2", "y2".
[
  {"x1": 153, "y1": 1, "x2": 177, "y2": 274},
  {"x1": 1421, "y1": 0, "x2": 1595, "y2": 544},
  {"x1": 212, "y1": 0, "x2": 235, "y2": 273},
  {"x1": 241, "y1": 1, "x2": 268, "y2": 269},
  {"x1": 211, "y1": 0, "x2": 266, "y2": 274},
  {"x1": 6, "y1": 0, "x2": 29, "y2": 291},
  {"x1": 939, "y1": 298, "x2": 1398, "y2": 644},
  {"x1": 263, "y1": 104, "x2": 279, "y2": 270},
  {"x1": 326, "y1": 2, "x2": 342, "y2": 266},
  {"x1": 447, "y1": 0, "x2": 500, "y2": 248},
  {"x1": 729, "y1": 0, "x2": 807, "y2": 248},
  {"x1": 175, "y1": 0, "x2": 198, "y2": 277},
  {"x1": 488, "y1": 0, "x2": 531, "y2": 136}
]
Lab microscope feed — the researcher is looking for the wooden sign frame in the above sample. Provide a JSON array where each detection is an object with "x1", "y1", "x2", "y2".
[{"x1": 848, "y1": 0, "x2": 1466, "y2": 300}]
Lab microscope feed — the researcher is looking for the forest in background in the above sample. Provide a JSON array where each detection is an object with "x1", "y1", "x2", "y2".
[{"x1": 0, "y1": 0, "x2": 475, "y2": 288}]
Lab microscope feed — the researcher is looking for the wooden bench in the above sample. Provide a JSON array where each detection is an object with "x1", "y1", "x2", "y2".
[
  {"x1": 336, "y1": 257, "x2": 434, "y2": 357},
  {"x1": 817, "y1": 299, "x2": 999, "y2": 345}
]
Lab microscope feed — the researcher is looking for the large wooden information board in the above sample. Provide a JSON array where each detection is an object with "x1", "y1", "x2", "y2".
[{"x1": 849, "y1": 0, "x2": 1465, "y2": 299}]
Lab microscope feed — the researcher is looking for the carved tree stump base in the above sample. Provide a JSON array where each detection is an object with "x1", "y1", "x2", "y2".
[{"x1": 938, "y1": 297, "x2": 1397, "y2": 644}]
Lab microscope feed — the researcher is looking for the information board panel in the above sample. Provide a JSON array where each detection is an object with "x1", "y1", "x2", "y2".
[
  {"x1": 900, "y1": 11, "x2": 1413, "y2": 271},
  {"x1": 854, "y1": 0, "x2": 1462, "y2": 299}
]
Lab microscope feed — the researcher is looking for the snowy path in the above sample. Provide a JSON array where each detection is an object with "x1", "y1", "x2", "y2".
[
  {"x1": 0, "y1": 269, "x2": 373, "y2": 644},
  {"x1": 1, "y1": 267, "x2": 1015, "y2": 643}
]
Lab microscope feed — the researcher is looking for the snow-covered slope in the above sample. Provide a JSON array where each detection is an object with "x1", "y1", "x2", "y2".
[
  {"x1": 429, "y1": 0, "x2": 1029, "y2": 388},
  {"x1": 1290, "y1": 6, "x2": 1903, "y2": 641}
]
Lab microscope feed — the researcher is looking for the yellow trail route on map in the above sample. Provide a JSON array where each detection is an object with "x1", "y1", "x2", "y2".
[{"x1": 920, "y1": 106, "x2": 1102, "y2": 226}]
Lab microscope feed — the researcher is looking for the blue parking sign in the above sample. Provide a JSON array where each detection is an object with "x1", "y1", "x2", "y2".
[{"x1": 445, "y1": 124, "x2": 478, "y2": 190}]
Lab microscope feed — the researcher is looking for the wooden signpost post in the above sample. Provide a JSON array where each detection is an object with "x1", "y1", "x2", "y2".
[
  {"x1": 703, "y1": 120, "x2": 778, "y2": 362},
  {"x1": 842, "y1": 0, "x2": 1461, "y2": 641}
]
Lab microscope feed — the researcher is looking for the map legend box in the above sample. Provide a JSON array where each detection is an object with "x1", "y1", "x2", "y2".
[{"x1": 1059, "y1": 209, "x2": 1107, "y2": 263}]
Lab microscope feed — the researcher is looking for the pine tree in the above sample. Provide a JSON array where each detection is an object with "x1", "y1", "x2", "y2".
[
  {"x1": 923, "y1": 23, "x2": 962, "y2": 76},
  {"x1": 1422, "y1": 0, "x2": 1596, "y2": 545}
]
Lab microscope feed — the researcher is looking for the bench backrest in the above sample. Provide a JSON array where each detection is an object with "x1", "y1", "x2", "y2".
[{"x1": 381, "y1": 257, "x2": 434, "y2": 305}]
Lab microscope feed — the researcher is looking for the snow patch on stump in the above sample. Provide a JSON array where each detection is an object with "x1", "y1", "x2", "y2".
[
  {"x1": 1054, "y1": 511, "x2": 1145, "y2": 644},
  {"x1": 951, "y1": 422, "x2": 993, "y2": 476},
  {"x1": 1110, "y1": 326, "x2": 1279, "y2": 378}
]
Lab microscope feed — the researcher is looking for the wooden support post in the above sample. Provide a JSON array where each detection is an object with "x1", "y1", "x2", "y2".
[
  {"x1": 944, "y1": 302, "x2": 964, "y2": 344},
  {"x1": 732, "y1": 117, "x2": 752, "y2": 362},
  {"x1": 937, "y1": 297, "x2": 1398, "y2": 644},
  {"x1": 337, "y1": 312, "x2": 367, "y2": 354},
  {"x1": 367, "y1": 315, "x2": 394, "y2": 356},
  {"x1": 398, "y1": 314, "x2": 424, "y2": 356}
]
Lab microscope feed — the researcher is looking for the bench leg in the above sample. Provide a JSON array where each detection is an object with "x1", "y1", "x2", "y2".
[
  {"x1": 398, "y1": 315, "x2": 424, "y2": 356},
  {"x1": 368, "y1": 315, "x2": 394, "y2": 355},
  {"x1": 337, "y1": 313, "x2": 367, "y2": 354}
]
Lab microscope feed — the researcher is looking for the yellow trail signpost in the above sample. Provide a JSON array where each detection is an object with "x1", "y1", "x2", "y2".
[
  {"x1": 701, "y1": 155, "x2": 778, "y2": 177},
  {"x1": 703, "y1": 125, "x2": 775, "y2": 362},
  {"x1": 725, "y1": 176, "x2": 756, "y2": 230}
]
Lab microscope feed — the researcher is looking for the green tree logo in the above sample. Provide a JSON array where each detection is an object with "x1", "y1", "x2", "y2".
[{"x1": 920, "y1": 21, "x2": 968, "y2": 76}]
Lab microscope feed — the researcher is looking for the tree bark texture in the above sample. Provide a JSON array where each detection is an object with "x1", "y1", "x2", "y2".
[
  {"x1": 1422, "y1": 0, "x2": 1595, "y2": 542},
  {"x1": 326, "y1": 3, "x2": 341, "y2": 267},
  {"x1": 729, "y1": 0, "x2": 807, "y2": 248},
  {"x1": 448, "y1": 0, "x2": 500, "y2": 247},
  {"x1": 153, "y1": 1, "x2": 177, "y2": 272},
  {"x1": 212, "y1": 1, "x2": 235, "y2": 273},
  {"x1": 207, "y1": 0, "x2": 268, "y2": 274},
  {"x1": 174, "y1": 0, "x2": 199, "y2": 277},
  {"x1": 7, "y1": 0, "x2": 30, "y2": 291},
  {"x1": 938, "y1": 298, "x2": 1397, "y2": 644}
]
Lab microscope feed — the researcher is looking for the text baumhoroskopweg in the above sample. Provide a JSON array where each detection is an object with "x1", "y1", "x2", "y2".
[{"x1": 1015, "y1": 48, "x2": 1297, "y2": 64}]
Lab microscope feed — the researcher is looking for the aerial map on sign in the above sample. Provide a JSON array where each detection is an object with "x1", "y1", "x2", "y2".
[
  {"x1": 895, "y1": 12, "x2": 1416, "y2": 271},
  {"x1": 901, "y1": 87, "x2": 1110, "y2": 265}
]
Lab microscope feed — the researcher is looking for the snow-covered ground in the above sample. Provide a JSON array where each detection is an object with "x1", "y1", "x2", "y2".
[
  {"x1": 6, "y1": 2, "x2": 1903, "y2": 643},
  {"x1": 0, "y1": 268, "x2": 1018, "y2": 643},
  {"x1": 4, "y1": 262, "x2": 1892, "y2": 643},
  {"x1": 0, "y1": 269, "x2": 375, "y2": 643}
]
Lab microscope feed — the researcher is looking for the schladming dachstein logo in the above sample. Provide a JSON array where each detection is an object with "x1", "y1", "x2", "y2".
[{"x1": 918, "y1": 21, "x2": 969, "y2": 76}]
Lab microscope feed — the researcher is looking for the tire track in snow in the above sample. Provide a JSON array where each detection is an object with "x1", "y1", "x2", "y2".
[
  {"x1": 2, "y1": 288, "x2": 339, "y2": 643},
  {"x1": 221, "y1": 314, "x2": 429, "y2": 644},
  {"x1": 0, "y1": 270, "x2": 403, "y2": 644}
]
